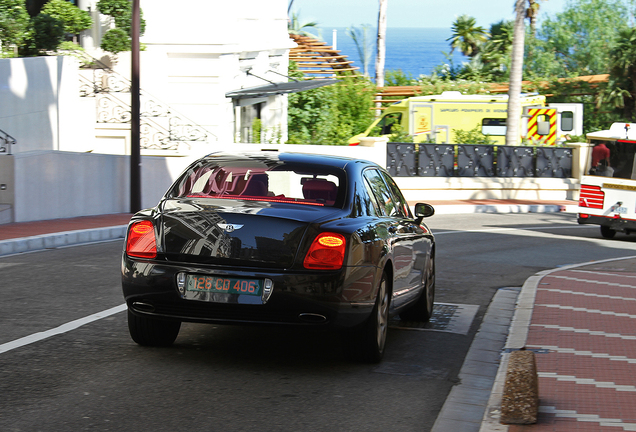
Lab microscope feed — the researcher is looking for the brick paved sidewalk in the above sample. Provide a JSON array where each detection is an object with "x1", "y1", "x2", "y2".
[{"x1": 506, "y1": 258, "x2": 636, "y2": 432}]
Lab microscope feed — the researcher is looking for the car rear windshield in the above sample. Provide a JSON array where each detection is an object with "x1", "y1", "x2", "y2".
[{"x1": 169, "y1": 160, "x2": 345, "y2": 208}]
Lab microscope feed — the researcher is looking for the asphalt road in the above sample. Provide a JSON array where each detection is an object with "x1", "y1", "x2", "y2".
[{"x1": 2, "y1": 212, "x2": 636, "y2": 432}]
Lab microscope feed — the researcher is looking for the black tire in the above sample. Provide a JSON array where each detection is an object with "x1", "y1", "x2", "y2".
[
  {"x1": 127, "y1": 309, "x2": 181, "y2": 347},
  {"x1": 399, "y1": 255, "x2": 435, "y2": 322},
  {"x1": 351, "y1": 272, "x2": 390, "y2": 363},
  {"x1": 600, "y1": 225, "x2": 616, "y2": 239}
]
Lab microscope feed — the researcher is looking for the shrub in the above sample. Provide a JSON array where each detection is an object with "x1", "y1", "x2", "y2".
[
  {"x1": 41, "y1": 0, "x2": 92, "y2": 36},
  {"x1": 0, "y1": 0, "x2": 30, "y2": 56},
  {"x1": 100, "y1": 27, "x2": 130, "y2": 54},
  {"x1": 453, "y1": 124, "x2": 496, "y2": 144},
  {"x1": 29, "y1": 13, "x2": 65, "y2": 53}
]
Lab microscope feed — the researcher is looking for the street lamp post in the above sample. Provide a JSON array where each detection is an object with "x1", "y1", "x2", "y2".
[{"x1": 130, "y1": 0, "x2": 141, "y2": 213}]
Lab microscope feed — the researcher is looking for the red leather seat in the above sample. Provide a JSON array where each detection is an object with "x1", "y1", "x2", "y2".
[{"x1": 302, "y1": 179, "x2": 338, "y2": 203}]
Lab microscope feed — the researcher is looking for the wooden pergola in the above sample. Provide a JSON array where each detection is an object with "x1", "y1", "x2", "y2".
[
  {"x1": 375, "y1": 74, "x2": 610, "y2": 103},
  {"x1": 289, "y1": 34, "x2": 359, "y2": 78}
]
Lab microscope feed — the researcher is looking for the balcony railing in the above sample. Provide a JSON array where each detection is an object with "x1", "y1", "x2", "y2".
[{"x1": 0, "y1": 129, "x2": 16, "y2": 155}]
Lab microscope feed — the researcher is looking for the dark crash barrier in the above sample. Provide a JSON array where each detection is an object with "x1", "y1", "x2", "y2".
[{"x1": 387, "y1": 143, "x2": 572, "y2": 178}]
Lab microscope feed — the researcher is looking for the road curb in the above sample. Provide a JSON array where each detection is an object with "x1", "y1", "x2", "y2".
[
  {"x1": 0, "y1": 226, "x2": 127, "y2": 257},
  {"x1": 430, "y1": 287, "x2": 521, "y2": 432}
]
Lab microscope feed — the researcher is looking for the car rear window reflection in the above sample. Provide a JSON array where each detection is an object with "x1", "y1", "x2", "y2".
[{"x1": 173, "y1": 164, "x2": 344, "y2": 207}]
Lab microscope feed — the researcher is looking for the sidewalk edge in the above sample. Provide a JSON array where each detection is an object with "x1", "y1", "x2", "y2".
[{"x1": 0, "y1": 226, "x2": 127, "y2": 257}]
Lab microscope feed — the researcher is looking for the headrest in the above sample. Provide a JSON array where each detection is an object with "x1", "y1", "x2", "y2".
[{"x1": 302, "y1": 178, "x2": 338, "y2": 203}]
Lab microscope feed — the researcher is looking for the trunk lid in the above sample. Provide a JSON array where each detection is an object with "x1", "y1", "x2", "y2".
[{"x1": 159, "y1": 198, "x2": 342, "y2": 268}]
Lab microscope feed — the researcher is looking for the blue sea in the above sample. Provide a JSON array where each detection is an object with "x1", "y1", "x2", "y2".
[{"x1": 319, "y1": 27, "x2": 469, "y2": 80}]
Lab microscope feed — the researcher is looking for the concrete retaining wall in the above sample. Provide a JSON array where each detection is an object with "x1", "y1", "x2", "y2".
[{"x1": 0, "y1": 139, "x2": 580, "y2": 223}]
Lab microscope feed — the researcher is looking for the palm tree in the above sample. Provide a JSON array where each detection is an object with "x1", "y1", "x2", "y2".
[
  {"x1": 505, "y1": 0, "x2": 526, "y2": 146},
  {"x1": 488, "y1": 20, "x2": 514, "y2": 55},
  {"x1": 477, "y1": 20, "x2": 514, "y2": 77},
  {"x1": 288, "y1": 12, "x2": 319, "y2": 38},
  {"x1": 348, "y1": 24, "x2": 373, "y2": 77},
  {"x1": 447, "y1": 15, "x2": 489, "y2": 57},
  {"x1": 600, "y1": 27, "x2": 636, "y2": 120},
  {"x1": 376, "y1": 0, "x2": 388, "y2": 87},
  {"x1": 526, "y1": 0, "x2": 540, "y2": 37}
]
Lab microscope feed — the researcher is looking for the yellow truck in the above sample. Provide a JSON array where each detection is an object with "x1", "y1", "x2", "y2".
[{"x1": 349, "y1": 91, "x2": 583, "y2": 146}]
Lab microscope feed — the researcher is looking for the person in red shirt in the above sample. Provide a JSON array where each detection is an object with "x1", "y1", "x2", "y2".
[
  {"x1": 591, "y1": 142, "x2": 612, "y2": 176},
  {"x1": 592, "y1": 142, "x2": 610, "y2": 166}
]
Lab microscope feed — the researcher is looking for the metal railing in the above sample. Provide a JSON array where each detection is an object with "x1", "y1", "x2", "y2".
[
  {"x1": 387, "y1": 143, "x2": 572, "y2": 178},
  {"x1": 0, "y1": 129, "x2": 16, "y2": 155},
  {"x1": 78, "y1": 56, "x2": 213, "y2": 152}
]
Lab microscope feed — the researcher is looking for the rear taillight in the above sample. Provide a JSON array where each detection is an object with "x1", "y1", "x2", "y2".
[
  {"x1": 579, "y1": 185, "x2": 604, "y2": 209},
  {"x1": 126, "y1": 220, "x2": 157, "y2": 259},
  {"x1": 303, "y1": 232, "x2": 346, "y2": 270}
]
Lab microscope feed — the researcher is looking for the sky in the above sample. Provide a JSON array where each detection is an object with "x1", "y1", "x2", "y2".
[{"x1": 290, "y1": 0, "x2": 569, "y2": 29}]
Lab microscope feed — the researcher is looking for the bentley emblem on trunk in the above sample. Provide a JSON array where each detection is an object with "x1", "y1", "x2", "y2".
[{"x1": 218, "y1": 223, "x2": 244, "y2": 233}]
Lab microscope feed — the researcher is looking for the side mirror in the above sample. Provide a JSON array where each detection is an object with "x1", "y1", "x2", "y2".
[{"x1": 414, "y1": 203, "x2": 435, "y2": 223}]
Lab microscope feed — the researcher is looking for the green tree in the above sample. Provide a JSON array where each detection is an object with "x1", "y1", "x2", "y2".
[
  {"x1": 481, "y1": 20, "x2": 513, "y2": 65},
  {"x1": 447, "y1": 15, "x2": 489, "y2": 57},
  {"x1": 287, "y1": 64, "x2": 376, "y2": 145},
  {"x1": 28, "y1": 12, "x2": 64, "y2": 52},
  {"x1": 97, "y1": 0, "x2": 146, "y2": 54},
  {"x1": 525, "y1": 0, "x2": 629, "y2": 78},
  {"x1": 41, "y1": 0, "x2": 92, "y2": 40},
  {"x1": 453, "y1": 20, "x2": 513, "y2": 82},
  {"x1": 0, "y1": 0, "x2": 30, "y2": 57},
  {"x1": 599, "y1": 27, "x2": 636, "y2": 121},
  {"x1": 25, "y1": 0, "x2": 48, "y2": 16}
]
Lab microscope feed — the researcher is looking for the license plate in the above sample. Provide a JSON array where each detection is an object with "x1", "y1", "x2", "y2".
[{"x1": 185, "y1": 275, "x2": 262, "y2": 296}]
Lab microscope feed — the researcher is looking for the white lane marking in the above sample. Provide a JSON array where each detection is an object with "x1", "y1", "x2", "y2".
[
  {"x1": 536, "y1": 303, "x2": 636, "y2": 319},
  {"x1": 539, "y1": 372, "x2": 636, "y2": 392},
  {"x1": 527, "y1": 344, "x2": 636, "y2": 364},
  {"x1": 539, "y1": 406, "x2": 636, "y2": 430},
  {"x1": 0, "y1": 303, "x2": 126, "y2": 355},
  {"x1": 530, "y1": 323, "x2": 636, "y2": 340},
  {"x1": 546, "y1": 274, "x2": 636, "y2": 289},
  {"x1": 538, "y1": 288, "x2": 636, "y2": 302}
]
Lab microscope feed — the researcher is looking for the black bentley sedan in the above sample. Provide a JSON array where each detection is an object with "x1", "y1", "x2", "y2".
[{"x1": 122, "y1": 152, "x2": 435, "y2": 362}]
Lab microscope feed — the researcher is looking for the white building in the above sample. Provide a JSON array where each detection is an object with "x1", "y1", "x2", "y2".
[
  {"x1": 0, "y1": 0, "x2": 336, "y2": 223},
  {"x1": 78, "y1": 0, "x2": 303, "y2": 153}
]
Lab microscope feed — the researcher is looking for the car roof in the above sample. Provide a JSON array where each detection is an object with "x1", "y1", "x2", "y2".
[{"x1": 200, "y1": 151, "x2": 379, "y2": 170}]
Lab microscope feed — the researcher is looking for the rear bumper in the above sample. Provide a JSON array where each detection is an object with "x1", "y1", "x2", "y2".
[
  {"x1": 578, "y1": 214, "x2": 636, "y2": 232},
  {"x1": 121, "y1": 255, "x2": 377, "y2": 328}
]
